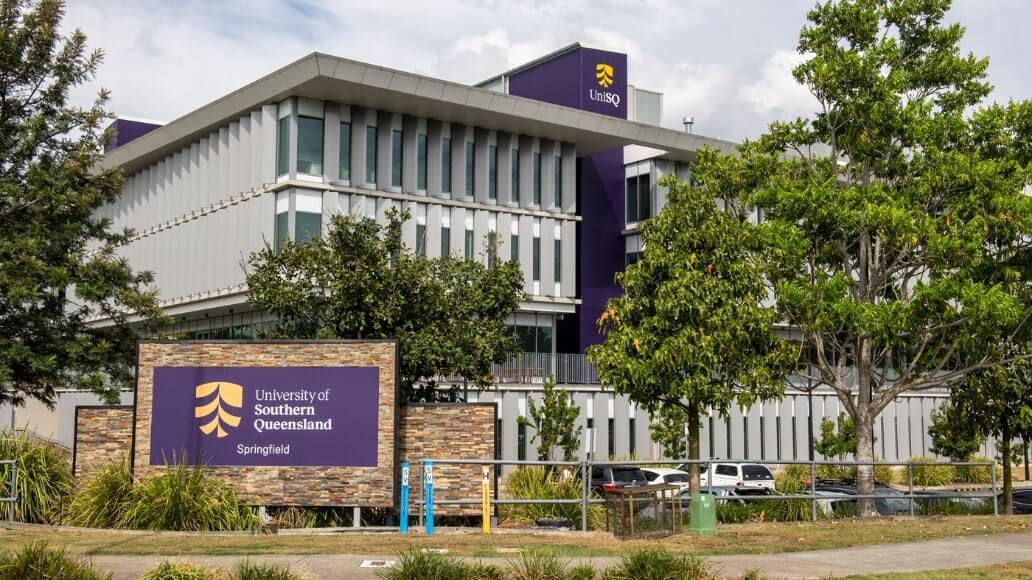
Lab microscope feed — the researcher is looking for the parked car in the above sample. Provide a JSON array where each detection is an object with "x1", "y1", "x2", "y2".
[
  {"x1": 642, "y1": 467, "x2": 691, "y2": 492},
  {"x1": 678, "y1": 485, "x2": 768, "y2": 506},
  {"x1": 814, "y1": 480, "x2": 911, "y2": 516},
  {"x1": 674, "y1": 462, "x2": 776, "y2": 491},
  {"x1": 589, "y1": 465, "x2": 650, "y2": 494}
]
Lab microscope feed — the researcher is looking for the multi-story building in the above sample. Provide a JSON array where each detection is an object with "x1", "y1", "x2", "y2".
[{"x1": 2, "y1": 44, "x2": 996, "y2": 463}]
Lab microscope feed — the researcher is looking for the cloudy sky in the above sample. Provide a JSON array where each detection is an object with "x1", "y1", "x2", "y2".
[{"x1": 66, "y1": 0, "x2": 1028, "y2": 143}]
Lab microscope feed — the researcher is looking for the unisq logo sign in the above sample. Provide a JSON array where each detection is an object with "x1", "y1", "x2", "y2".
[
  {"x1": 194, "y1": 381, "x2": 243, "y2": 438},
  {"x1": 589, "y1": 62, "x2": 620, "y2": 108}
]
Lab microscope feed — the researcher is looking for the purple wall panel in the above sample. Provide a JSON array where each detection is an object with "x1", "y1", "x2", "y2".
[{"x1": 106, "y1": 118, "x2": 162, "y2": 152}]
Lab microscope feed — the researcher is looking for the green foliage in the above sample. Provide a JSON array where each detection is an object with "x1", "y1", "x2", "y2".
[
  {"x1": 499, "y1": 466, "x2": 605, "y2": 530},
  {"x1": 115, "y1": 461, "x2": 261, "y2": 532},
  {"x1": 377, "y1": 550, "x2": 501, "y2": 580},
  {"x1": 588, "y1": 175, "x2": 792, "y2": 481},
  {"x1": 915, "y1": 498, "x2": 994, "y2": 517},
  {"x1": 908, "y1": 457, "x2": 956, "y2": 487},
  {"x1": 141, "y1": 561, "x2": 216, "y2": 580},
  {"x1": 0, "y1": 431, "x2": 72, "y2": 523},
  {"x1": 0, "y1": 0, "x2": 165, "y2": 408},
  {"x1": 0, "y1": 541, "x2": 110, "y2": 580},
  {"x1": 230, "y1": 561, "x2": 301, "y2": 580},
  {"x1": 691, "y1": 0, "x2": 1032, "y2": 516},
  {"x1": 603, "y1": 548, "x2": 717, "y2": 580},
  {"x1": 246, "y1": 209, "x2": 524, "y2": 402},
  {"x1": 954, "y1": 457, "x2": 1001, "y2": 484},
  {"x1": 64, "y1": 457, "x2": 132, "y2": 528},
  {"x1": 815, "y1": 414, "x2": 856, "y2": 459},
  {"x1": 775, "y1": 465, "x2": 809, "y2": 493},
  {"x1": 741, "y1": 569, "x2": 764, "y2": 580},
  {"x1": 507, "y1": 548, "x2": 570, "y2": 580},
  {"x1": 813, "y1": 463, "x2": 896, "y2": 485},
  {"x1": 267, "y1": 506, "x2": 351, "y2": 529},
  {"x1": 566, "y1": 564, "x2": 598, "y2": 580},
  {"x1": 518, "y1": 379, "x2": 582, "y2": 461},
  {"x1": 647, "y1": 406, "x2": 690, "y2": 460},
  {"x1": 928, "y1": 403, "x2": 984, "y2": 462}
]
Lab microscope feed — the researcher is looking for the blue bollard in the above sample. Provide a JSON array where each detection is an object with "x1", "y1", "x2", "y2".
[
  {"x1": 400, "y1": 461, "x2": 410, "y2": 535},
  {"x1": 425, "y1": 460, "x2": 434, "y2": 536}
]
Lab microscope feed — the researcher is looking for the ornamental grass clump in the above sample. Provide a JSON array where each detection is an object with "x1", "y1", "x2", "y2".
[
  {"x1": 378, "y1": 550, "x2": 501, "y2": 580},
  {"x1": 499, "y1": 466, "x2": 605, "y2": 530},
  {"x1": 954, "y1": 457, "x2": 1002, "y2": 484},
  {"x1": 603, "y1": 548, "x2": 717, "y2": 580},
  {"x1": 0, "y1": 541, "x2": 110, "y2": 580},
  {"x1": 909, "y1": 457, "x2": 956, "y2": 487},
  {"x1": 140, "y1": 561, "x2": 215, "y2": 580},
  {"x1": 116, "y1": 461, "x2": 261, "y2": 532},
  {"x1": 0, "y1": 431, "x2": 73, "y2": 523},
  {"x1": 64, "y1": 458, "x2": 133, "y2": 528}
]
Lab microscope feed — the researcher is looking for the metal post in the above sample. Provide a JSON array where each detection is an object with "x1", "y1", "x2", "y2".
[
  {"x1": 418, "y1": 463, "x2": 424, "y2": 528},
  {"x1": 425, "y1": 460, "x2": 435, "y2": 535},
  {"x1": 807, "y1": 386, "x2": 815, "y2": 461},
  {"x1": 1025, "y1": 440, "x2": 1029, "y2": 482},
  {"x1": 352, "y1": 507, "x2": 361, "y2": 528},
  {"x1": 907, "y1": 463, "x2": 914, "y2": 517},
  {"x1": 991, "y1": 459, "x2": 999, "y2": 517},
  {"x1": 810, "y1": 460, "x2": 817, "y2": 522},
  {"x1": 399, "y1": 461, "x2": 410, "y2": 535},
  {"x1": 580, "y1": 460, "x2": 589, "y2": 532},
  {"x1": 481, "y1": 465, "x2": 490, "y2": 535},
  {"x1": 8, "y1": 463, "x2": 15, "y2": 522}
]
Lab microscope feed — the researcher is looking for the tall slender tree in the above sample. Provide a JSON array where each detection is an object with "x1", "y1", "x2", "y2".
[
  {"x1": 0, "y1": 0, "x2": 163, "y2": 407},
  {"x1": 707, "y1": 0, "x2": 1032, "y2": 516}
]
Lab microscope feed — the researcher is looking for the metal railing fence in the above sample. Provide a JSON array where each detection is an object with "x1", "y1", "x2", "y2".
[
  {"x1": 410, "y1": 457, "x2": 1000, "y2": 533},
  {"x1": 490, "y1": 353, "x2": 598, "y2": 385},
  {"x1": 0, "y1": 460, "x2": 16, "y2": 521}
]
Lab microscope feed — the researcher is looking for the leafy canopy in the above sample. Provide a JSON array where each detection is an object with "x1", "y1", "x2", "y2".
[
  {"x1": 517, "y1": 378, "x2": 582, "y2": 461},
  {"x1": 0, "y1": 0, "x2": 163, "y2": 407},
  {"x1": 245, "y1": 209, "x2": 525, "y2": 402}
]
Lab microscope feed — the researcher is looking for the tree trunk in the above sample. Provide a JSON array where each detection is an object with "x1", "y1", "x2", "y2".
[
  {"x1": 1001, "y1": 426, "x2": 1013, "y2": 515},
  {"x1": 855, "y1": 413, "x2": 878, "y2": 518},
  {"x1": 687, "y1": 404, "x2": 702, "y2": 495}
]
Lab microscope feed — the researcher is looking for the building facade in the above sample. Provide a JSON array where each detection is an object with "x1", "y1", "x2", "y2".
[{"x1": 1, "y1": 45, "x2": 1000, "y2": 463}]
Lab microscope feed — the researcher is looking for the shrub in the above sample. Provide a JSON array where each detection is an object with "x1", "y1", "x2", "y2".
[
  {"x1": 815, "y1": 464, "x2": 854, "y2": 481},
  {"x1": 954, "y1": 457, "x2": 1002, "y2": 484},
  {"x1": 0, "y1": 431, "x2": 73, "y2": 523},
  {"x1": 909, "y1": 457, "x2": 956, "y2": 487},
  {"x1": 774, "y1": 465, "x2": 808, "y2": 492},
  {"x1": 268, "y1": 506, "x2": 351, "y2": 529},
  {"x1": 65, "y1": 459, "x2": 133, "y2": 528},
  {"x1": 0, "y1": 541, "x2": 110, "y2": 580},
  {"x1": 141, "y1": 561, "x2": 216, "y2": 580},
  {"x1": 378, "y1": 550, "x2": 500, "y2": 580},
  {"x1": 117, "y1": 461, "x2": 261, "y2": 531},
  {"x1": 874, "y1": 464, "x2": 897, "y2": 486},
  {"x1": 499, "y1": 467, "x2": 605, "y2": 530},
  {"x1": 231, "y1": 560, "x2": 303, "y2": 580},
  {"x1": 566, "y1": 564, "x2": 598, "y2": 580},
  {"x1": 508, "y1": 548, "x2": 569, "y2": 580},
  {"x1": 603, "y1": 548, "x2": 717, "y2": 580}
]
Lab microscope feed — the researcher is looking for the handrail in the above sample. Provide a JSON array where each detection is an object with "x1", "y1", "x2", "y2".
[{"x1": 0, "y1": 459, "x2": 16, "y2": 521}]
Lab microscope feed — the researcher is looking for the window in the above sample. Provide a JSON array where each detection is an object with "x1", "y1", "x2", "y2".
[
  {"x1": 532, "y1": 236, "x2": 541, "y2": 281},
  {"x1": 488, "y1": 145, "x2": 498, "y2": 200},
  {"x1": 608, "y1": 418, "x2": 614, "y2": 458},
  {"x1": 517, "y1": 421, "x2": 527, "y2": 461},
  {"x1": 625, "y1": 251, "x2": 643, "y2": 267},
  {"x1": 532, "y1": 152, "x2": 541, "y2": 205},
  {"x1": 338, "y1": 122, "x2": 351, "y2": 181},
  {"x1": 365, "y1": 126, "x2": 377, "y2": 183},
  {"x1": 274, "y1": 211, "x2": 289, "y2": 251},
  {"x1": 417, "y1": 133, "x2": 427, "y2": 190},
  {"x1": 276, "y1": 116, "x2": 289, "y2": 176},
  {"x1": 554, "y1": 155, "x2": 562, "y2": 207},
  {"x1": 511, "y1": 150, "x2": 519, "y2": 201},
  {"x1": 629, "y1": 417, "x2": 636, "y2": 455},
  {"x1": 512, "y1": 324, "x2": 552, "y2": 353},
  {"x1": 441, "y1": 137, "x2": 451, "y2": 193},
  {"x1": 391, "y1": 129, "x2": 402, "y2": 187},
  {"x1": 415, "y1": 204, "x2": 426, "y2": 256},
  {"x1": 715, "y1": 465, "x2": 738, "y2": 477},
  {"x1": 495, "y1": 418, "x2": 502, "y2": 460},
  {"x1": 464, "y1": 222, "x2": 474, "y2": 259},
  {"x1": 464, "y1": 141, "x2": 475, "y2": 196},
  {"x1": 510, "y1": 233, "x2": 519, "y2": 262},
  {"x1": 626, "y1": 173, "x2": 652, "y2": 224},
  {"x1": 297, "y1": 116, "x2": 324, "y2": 175},
  {"x1": 554, "y1": 238, "x2": 561, "y2": 282},
  {"x1": 441, "y1": 213, "x2": 451, "y2": 256},
  {"x1": 294, "y1": 191, "x2": 322, "y2": 243}
]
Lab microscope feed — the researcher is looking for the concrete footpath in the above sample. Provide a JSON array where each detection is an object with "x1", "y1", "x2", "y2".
[{"x1": 88, "y1": 532, "x2": 1032, "y2": 579}]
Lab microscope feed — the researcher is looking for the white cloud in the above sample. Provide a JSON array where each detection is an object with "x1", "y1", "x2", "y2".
[{"x1": 739, "y1": 49, "x2": 816, "y2": 119}]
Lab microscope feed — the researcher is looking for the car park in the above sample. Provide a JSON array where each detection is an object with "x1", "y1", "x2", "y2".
[
  {"x1": 642, "y1": 467, "x2": 691, "y2": 492},
  {"x1": 814, "y1": 480, "x2": 911, "y2": 515},
  {"x1": 588, "y1": 465, "x2": 650, "y2": 494}
]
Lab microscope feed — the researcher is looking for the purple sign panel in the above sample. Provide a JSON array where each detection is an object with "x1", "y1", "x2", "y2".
[
  {"x1": 508, "y1": 46, "x2": 628, "y2": 119},
  {"x1": 148, "y1": 366, "x2": 380, "y2": 467}
]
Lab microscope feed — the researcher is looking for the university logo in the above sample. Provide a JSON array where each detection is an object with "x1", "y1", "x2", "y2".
[
  {"x1": 194, "y1": 381, "x2": 243, "y2": 438},
  {"x1": 595, "y1": 63, "x2": 614, "y2": 88}
]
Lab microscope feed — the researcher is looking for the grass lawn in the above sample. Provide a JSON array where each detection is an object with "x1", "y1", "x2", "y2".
[
  {"x1": 0, "y1": 515, "x2": 1030, "y2": 558},
  {"x1": 845, "y1": 560, "x2": 1032, "y2": 579}
]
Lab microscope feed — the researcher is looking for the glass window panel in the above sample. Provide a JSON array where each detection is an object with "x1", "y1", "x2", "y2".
[
  {"x1": 488, "y1": 145, "x2": 497, "y2": 200},
  {"x1": 536, "y1": 325, "x2": 552, "y2": 354},
  {"x1": 441, "y1": 137, "x2": 451, "y2": 193},
  {"x1": 276, "y1": 116, "x2": 289, "y2": 176},
  {"x1": 391, "y1": 129, "x2": 402, "y2": 187},
  {"x1": 554, "y1": 155, "x2": 562, "y2": 208},
  {"x1": 639, "y1": 173, "x2": 652, "y2": 220},
  {"x1": 532, "y1": 236, "x2": 540, "y2": 281},
  {"x1": 440, "y1": 226, "x2": 450, "y2": 256},
  {"x1": 294, "y1": 211, "x2": 321, "y2": 244},
  {"x1": 464, "y1": 228, "x2": 474, "y2": 259},
  {"x1": 339, "y1": 123, "x2": 351, "y2": 181},
  {"x1": 416, "y1": 224, "x2": 426, "y2": 255},
  {"x1": 274, "y1": 211, "x2": 289, "y2": 250},
  {"x1": 365, "y1": 126, "x2": 377, "y2": 183},
  {"x1": 297, "y1": 116, "x2": 323, "y2": 175},
  {"x1": 626, "y1": 176, "x2": 638, "y2": 223},
  {"x1": 510, "y1": 234, "x2": 519, "y2": 262},
  {"x1": 554, "y1": 238, "x2": 561, "y2": 282},
  {"x1": 417, "y1": 134, "x2": 427, "y2": 190},
  {"x1": 465, "y1": 141, "x2": 474, "y2": 196},
  {"x1": 533, "y1": 152, "x2": 541, "y2": 205},
  {"x1": 511, "y1": 150, "x2": 519, "y2": 201}
]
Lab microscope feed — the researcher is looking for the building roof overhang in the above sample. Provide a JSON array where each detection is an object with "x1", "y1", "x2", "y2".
[{"x1": 102, "y1": 53, "x2": 736, "y2": 175}]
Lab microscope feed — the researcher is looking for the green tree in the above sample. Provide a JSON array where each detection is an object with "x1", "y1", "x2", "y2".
[
  {"x1": 698, "y1": 0, "x2": 1032, "y2": 516},
  {"x1": 0, "y1": 0, "x2": 163, "y2": 407},
  {"x1": 588, "y1": 176, "x2": 792, "y2": 493},
  {"x1": 245, "y1": 209, "x2": 525, "y2": 402},
  {"x1": 517, "y1": 379, "x2": 582, "y2": 461},
  {"x1": 928, "y1": 402, "x2": 983, "y2": 462},
  {"x1": 815, "y1": 413, "x2": 858, "y2": 460},
  {"x1": 929, "y1": 356, "x2": 1032, "y2": 514}
]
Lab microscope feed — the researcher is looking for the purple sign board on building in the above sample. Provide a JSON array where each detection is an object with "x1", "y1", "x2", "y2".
[
  {"x1": 149, "y1": 366, "x2": 380, "y2": 467},
  {"x1": 508, "y1": 46, "x2": 629, "y2": 350}
]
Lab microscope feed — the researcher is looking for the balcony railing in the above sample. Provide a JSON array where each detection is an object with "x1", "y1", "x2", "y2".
[{"x1": 491, "y1": 352, "x2": 598, "y2": 385}]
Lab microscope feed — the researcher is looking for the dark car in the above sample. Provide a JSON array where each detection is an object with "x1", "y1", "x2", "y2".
[
  {"x1": 814, "y1": 480, "x2": 911, "y2": 515},
  {"x1": 589, "y1": 465, "x2": 649, "y2": 494},
  {"x1": 994, "y1": 488, "x2": 1032, "y2": 514}
]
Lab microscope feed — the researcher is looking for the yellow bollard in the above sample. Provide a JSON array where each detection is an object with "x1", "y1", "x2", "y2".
[{"x1": 482, "y1": 465, "x2": 491, "y2": 534}]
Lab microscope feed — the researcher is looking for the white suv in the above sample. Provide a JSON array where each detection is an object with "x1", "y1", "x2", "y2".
[{"x1": 675, "y1": 462, "x2": 776, "y2": 491}]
